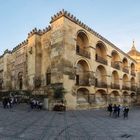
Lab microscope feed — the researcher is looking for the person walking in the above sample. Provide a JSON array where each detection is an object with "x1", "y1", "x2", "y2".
[
  {"x1": 2, "y1": 97, "x2": 7, "y2": 108},
  {"x1": 125, "y1": 106, "x2": 129, "y2": 119},
  {"x1": 113, "y1": 104, "x2": 117, "y2": 118},
  {"x1": 107, "y1": 104, "x2": 113, "y2": 117},
  {"x1": 123, "y1": 106, "x2": 129, "y2": 119},
  {"x1": 117, "y1": 105, "x2": 121, "y2": 117}
]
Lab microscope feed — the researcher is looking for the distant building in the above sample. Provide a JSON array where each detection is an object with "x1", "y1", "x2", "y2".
[
  {"x1": 0, "y1": 10, "x2": 138, "y2": 109},
  {"x1": 127, "y1": 41, "x2": 140, "y2": 102}
]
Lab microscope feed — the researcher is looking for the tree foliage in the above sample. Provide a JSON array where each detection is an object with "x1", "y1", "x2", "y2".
[{"x1": 53, "y1": 87, "x2": 66, "y2": 99}]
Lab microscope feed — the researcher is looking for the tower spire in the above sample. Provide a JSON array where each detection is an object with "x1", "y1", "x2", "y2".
[{"x1": 132, "y1": 40, "x2": 136, "y2": 50}]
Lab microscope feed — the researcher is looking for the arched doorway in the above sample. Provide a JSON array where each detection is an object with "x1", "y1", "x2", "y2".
[
  {"x1": 95, "y1": 90, "x2": 107, "y2": 106},
  {"x1": 111, "y1": 71, "x2": 120, "y2": 89},
  {"x1": 131, "y1": 93, "x2": 137, "y2": 104},
  {"x1": 95, "y1": 65, "x2": 107, "y2": 88},
  {"x1": 131, "y1": 77, "x2": 136, "y2": 91},
  {"x1": 122, "y1": 74, "x2": 129, "y2": 90},
  {"x1": 77, "y1": 88, "x2": 89, "y2": 104},
  {"x1": 110, "y1": 91, "x2": 121, "y2": 104},
  {"x1": 76, "y1": 59, "x2": 90, "y2": 86},
  {"x1": 18, "y1": 72, "x2": 23, "y2": 90},
  {"x1": 123, "y1": 91, "x2": 130, "y2": 105}
]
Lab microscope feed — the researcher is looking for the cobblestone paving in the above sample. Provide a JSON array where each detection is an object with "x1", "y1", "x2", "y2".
[{"x1": 0, "y1": 104, "x2": 140, "y2": 140}]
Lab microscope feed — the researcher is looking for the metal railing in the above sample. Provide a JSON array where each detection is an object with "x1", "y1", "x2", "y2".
[
  {"x1": 111, "y1": 62, "x2": 120, "y2": 70},
  {"x1": 111, "y1": 83, "x2": 120, "y2": 89},
  {"x1": 131, "y1": 86, "x2": 136, "y2": 91},
  {"x1": 95, "y1": 55, "x2": 107, "y2": 65},
  {"x1": 123, "y1": 67, "x2": 129, "y2": 74},
  {"x1": 76, "y1": 46, "x2": 90, "y2": 59},
  {"x1": 76, "y1": 78, "x2": 90, "y2": 86},
  {"x1": 75, "y1": 71, "x2": 95, "y2": 86},
  {"x1": 122, "y1": 85, "x2": 130, "y2": 90},
  {"x1": 131, "y1": 71, "x2": 136, "y2": 76},
  {"x1": 95, "y1": 81, "x2": 107, "y2": 88}
]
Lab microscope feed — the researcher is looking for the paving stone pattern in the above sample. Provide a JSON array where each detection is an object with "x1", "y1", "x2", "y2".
[{"x1": 0, "y1": 104, "x2": 140, "y2": 140}]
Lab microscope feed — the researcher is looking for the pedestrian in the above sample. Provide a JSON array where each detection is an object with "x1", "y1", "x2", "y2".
[
  {"x1": 123, "y1": 106, "x2": 129, "y2": 119},
  {"x1": 113, "y1": 104, "x2": 117, "y2": 118},
  {"x1": 38, "y1": 101, "x2": 43, "y2": 110},
  {"x1": 107, "y1": 104, "x2": 113, "y2": 116},
  {"x1": 30, "y1": 99, "x2": 34, "y2": 109},
  {"x1": 2, "y1": 97, "x2": 7, "y2": 108},
  {"x1": 117, "y1": 105, "x2": 121, "y2": 117}
]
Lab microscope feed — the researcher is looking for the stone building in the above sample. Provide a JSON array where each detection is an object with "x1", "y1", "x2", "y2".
[{"x1": 0, "y1": 10, "x2": 138, "y2": 109}]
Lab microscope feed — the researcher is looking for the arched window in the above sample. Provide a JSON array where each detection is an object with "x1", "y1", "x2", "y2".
[
  {"x1": 111, "y1": 51, "x2": 121, "y2": 70},
  {"x1": 95, "y1": 65, "x2": 107, "y2": 88},
  {"x1": 76, "y1": 59, "x2": 90, "y2": 86},
  {"x1": 76, "y1": 31, "x2": 90, "y2": 58},
  {"x1": 131, "y1": 63, "x2": 136, "y2": 76},
  {"x1": 111, "y1": 71, "x2": 120, "y2": 89},
  {"x1": 95, "y1": 42, "x2": 107, "y2": 65},
  {"x1": 122, "y1": 74, "x2": 129, "y2": 90},
  {"x1": 122, "y1": 58, "x2": 129, "y2": 73}
]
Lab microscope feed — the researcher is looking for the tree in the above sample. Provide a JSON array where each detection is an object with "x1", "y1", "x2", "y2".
[{"x1": 53, "y1": 87, "x2": 66, "y2": 100}]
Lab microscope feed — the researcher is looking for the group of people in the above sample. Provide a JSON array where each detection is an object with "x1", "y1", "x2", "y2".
[
  {"x1": 30, "y1": 99, "x2": 43, "y2": 110},
  {"x1": 2, "y1": 96, "x2": 18, "y2": 109},
  {"x1": 107, "y1": 104, "x2": 129, "y2": 119},
  {"x1": 2, "y1": 96, "x2": 43, "y2": 110}
]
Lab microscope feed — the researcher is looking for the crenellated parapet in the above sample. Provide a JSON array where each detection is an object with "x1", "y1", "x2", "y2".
[
  {"x1": 27, "y1": 26, "x2": 51, "y2": 38},
  {"x1": 50, "y1": 9, "x2": 135, "y2": 61},
  {"x1": 0, "y1": 10, "x2": 135, "y2": 62},
  {"x1": 3, "y1": 49, "x2": 11, "y2": 55},
  {"x1": 50, "y1": 9, "x2": 114, "y2": 43},
  {"x1": 50, "y1": 9, "x2": 97, "y2": 31},
  {"x1": 42, "y1": 25, "x2": 51, "y2": 34},
  {"x1": 0, "y1": 49, "x2": 11, "y2": 59},
  {"x1": 12, "y1": 39, "x2": 28, "y2": 53},
  {"x1": 28, "y1": 28, "x2": 42, "y2": 38},
  {"x1": 0, "y1": 53, "x2": 5, "y2": 59}
]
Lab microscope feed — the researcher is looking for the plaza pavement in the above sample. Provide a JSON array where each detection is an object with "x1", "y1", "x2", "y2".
[{"x1": 0, "y1": 104, "x2": 140, "y2": 140}]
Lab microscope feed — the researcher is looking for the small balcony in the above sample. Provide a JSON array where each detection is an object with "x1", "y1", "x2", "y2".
[
  {"x1": 75, "y1": 72, "x2": 91, "y2": 86},
  {"x1": 131, "y1": 86, "x2": 136, "y2": 91},
  {"x1": 75, "y1": 71, "x2": 95, "y2": 86},
  {"x1": 123, "y1": 67, "x2": 129, "y2": 74},
  {"x1": 111, "y1": 83, "x2": 120, "y2": 89},
  {"x1": 95, "y1": 81, "x2": 107, "y2": 88},
  {"x1": 76, "y1": 46, "x2": 90, "y2": 59},
  {"x1": 95, "y1": 55, "x2": 107, "y2": 65},
  {"x1": 131, "y1": 71, "x2": 136, "y2": 76},
  {"x1": 76, "y1": 78, "x2": 90, "y2": 86},
  {"x1": 122, "y1": 85, "x2": 130, "y2": 90},
  {"x1": 111, "y1": 62, "x2": 120, "y2": 70}
]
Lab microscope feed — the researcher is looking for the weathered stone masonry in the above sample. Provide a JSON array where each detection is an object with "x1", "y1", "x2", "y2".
[{"x1": 0, "y1": 9, "x2": 139, "y2": 109}]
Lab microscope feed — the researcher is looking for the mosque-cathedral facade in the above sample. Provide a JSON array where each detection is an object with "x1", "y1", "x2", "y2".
[{"x1": 0, "y1": 10, "x2": 140, "y2": 109}]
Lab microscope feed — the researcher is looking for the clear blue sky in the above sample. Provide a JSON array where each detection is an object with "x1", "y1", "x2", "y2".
[{"x1": 0, "y1": 0, "x2": 140, "y2": 55}]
